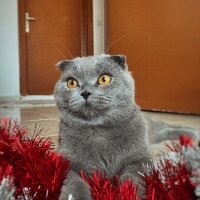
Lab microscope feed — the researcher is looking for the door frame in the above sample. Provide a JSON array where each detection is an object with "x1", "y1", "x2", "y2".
[
  {"x1": 18, "y1": 0, "x2": 93, "y2": 95},
  {"x1": 104, "y1": 0, "x2": 108, "y2": 52}
]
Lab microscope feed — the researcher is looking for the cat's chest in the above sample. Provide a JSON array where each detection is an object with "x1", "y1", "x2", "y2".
[
  {"x1": 72, "y1": 126, "x2": 131, "y2": 152},
  {"x1": 72, "y1": 127, "x2": 123, "y2": 157},
  {"x1": 62, "y1": 126, "x2": 132, "y2": 176}
]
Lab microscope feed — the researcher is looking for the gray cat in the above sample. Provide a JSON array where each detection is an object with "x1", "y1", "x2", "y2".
[{"x1": 54, "y1": 54, "x2": 198, "y2": 200}]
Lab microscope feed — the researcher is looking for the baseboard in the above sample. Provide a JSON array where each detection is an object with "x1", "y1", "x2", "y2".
[
  {"x1": 0, "y1": 95, "x2": 56, "y2": 107},
  {"x1": 0, "y1": 96, "x2": 20, "y2": 102},
  {"x1": 20, "y1": 95, "x2": 54, "y2": 101}
]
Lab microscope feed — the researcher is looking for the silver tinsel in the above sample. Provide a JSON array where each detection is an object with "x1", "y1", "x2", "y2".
[
  {"x1": 143, "y1": 143, "x2": 200, "y2": 200},
  {"x1": 0, "y1": 177, "x2": 15, "y2": 200},
  {"x1": 0, "y1": 177, "x2": 35, "y2": 200},
  {"x1": 182, "y1": 146, "x2": 200, "y2": 199},
  {"x1": 16, "y1": 187, "x2": 33, "y2": 200}
]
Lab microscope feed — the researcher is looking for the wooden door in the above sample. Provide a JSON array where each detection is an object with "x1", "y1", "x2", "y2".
[
  {"x1": 19, "y1": 0, "x2": 93, "y2": 95},
  {"x1": 106, "y1": 0, "x2": 200, "y2": 114}
]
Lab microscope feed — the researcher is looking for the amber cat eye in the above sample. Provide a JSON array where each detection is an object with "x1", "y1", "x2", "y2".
[
  {"x1": 98, "y1": 74, "x2": 111, "y2": 86},
  {"x1": 67, "y1": 78, "x2": 78, "y2": 89}
]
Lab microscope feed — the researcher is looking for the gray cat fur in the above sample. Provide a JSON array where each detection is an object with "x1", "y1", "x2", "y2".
[{"x1": 54, "y1": 54, "x2": 199, "y2": 200}]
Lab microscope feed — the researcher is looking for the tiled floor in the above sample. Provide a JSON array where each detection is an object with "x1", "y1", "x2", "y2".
[
  {"x1": 0, "y1": 102, "x2": 200, "y2": 152},
  {"x1": 0, "y1": 104, "x2": 60, "y2": 147}
]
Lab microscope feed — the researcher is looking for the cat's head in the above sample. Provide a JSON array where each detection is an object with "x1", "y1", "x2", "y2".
[{"x1": 54, "y1": 54, "x2": 135, "y2": 126}]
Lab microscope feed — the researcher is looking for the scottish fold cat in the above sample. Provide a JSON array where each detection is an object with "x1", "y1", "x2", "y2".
[{"x1": 54, "y1": 54, "x2": 198, "y2": 200}]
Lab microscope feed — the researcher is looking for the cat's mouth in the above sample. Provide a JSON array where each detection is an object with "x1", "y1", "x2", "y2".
[
  {"x1": 67, "y1": 95, "x2": 111, "y2": 119},
  {"x1": 68, "y1": 105, "x2": 109, "y2": 121},
  {"x1": 83, "y1": 98, "x2": 110, "y2": 110},
  {"x1": 69, "y1": 100, "x2": 110, "y2": 119}
]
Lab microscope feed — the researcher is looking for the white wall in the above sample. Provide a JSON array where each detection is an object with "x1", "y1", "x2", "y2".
[{"x1": 0, "y1": 0, "x2": 20, "y2": 98}]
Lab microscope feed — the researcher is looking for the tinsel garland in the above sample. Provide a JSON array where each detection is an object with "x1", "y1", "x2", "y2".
[
  {"x1": 143, "y1": 135, "x2": 199, "y2": 200},
  {"x1": 0, "y1": 118, "x2": 70, "y2": 199},
  {"x1": 80, "y1": 170, "x2": 139, "y2": 200},
  {"x1": 0, "y1": 117, "x2": 199, "y2": 200}
]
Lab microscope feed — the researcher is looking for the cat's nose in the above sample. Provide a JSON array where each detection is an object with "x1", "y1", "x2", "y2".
[{"x1": 81, "y1": 91, "x2": 92, "y2": 100}]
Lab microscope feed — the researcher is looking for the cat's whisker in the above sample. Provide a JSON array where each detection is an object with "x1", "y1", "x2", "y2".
[
  {"x1": 69, "y1": 96, "x2": 80, "y2": 105},
  {"x1": 91, "y1": 99, "x2": 111, "y2": 103},
  {"x1": 97, "y1": 95, "x2": 111, "y2": 99},
  {"x1": 105, "y1": 35, "x2": 127, "y2": 53},
  {"x1": 44, "y1": 28, "x2": 74, "y2": 59},
  {"x1": 52, "y1": 36, "x2": 74, "y2": 59},
  {"x1": 110, "y1": 110, "x2": 132, "y2": 124},
  {"x1": 69, "y1": 101, "x2": 80, "y2": 110},
  {"x1": 41, "y1": 35, "x2": 70, "y2": 60},
  {"x1": 92, "y1": 95, "x2": 111, "y2": 101},
  {"x1": 55, "y1": 47, "x2": 70, "y2": 60},
  {"x1": 58, "y1": 44, "x2": 73, "y2": 59}
]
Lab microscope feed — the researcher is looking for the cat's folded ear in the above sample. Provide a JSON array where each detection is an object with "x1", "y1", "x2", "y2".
[
  {"x1": 56, "y1": 60, "x2": 71, "y2": 71},
  {"x1": 110, "y1": 55, "x2": 127, "y2": 69}
]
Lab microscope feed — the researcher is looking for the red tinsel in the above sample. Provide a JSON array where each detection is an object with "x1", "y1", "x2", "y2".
[
  {"x1": 145, "y1": 160, "x2": 196, "y2": 200},
  {"x1": 0, "y1": 117, "x2": 70, "y2": 199},
  {"x1": 80, "y1": 170, "x2": 139, "y2": 200},
  {"x1": 179, "y1": 135, "x2": 194, "y2": 147},
  {"x1": 0, "y1": 117, "x2": 198, "y2": 200},
  {"x1": 144, "y1": 135, "x2": 197, "y2": 200}
]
